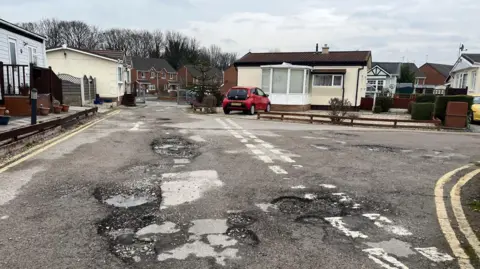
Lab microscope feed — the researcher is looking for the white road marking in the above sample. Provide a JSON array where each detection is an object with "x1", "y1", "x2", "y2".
[
  {"x1": 270, "y1": 149, "x2": 283, "y2": 155},
  {"x1": 324, "y1": 217, "x2": 368, "y2": 239},
  {"x1": 242, "y1": 130, "x2": 253, "y2": 136},
  {"x1": 174, "y1": 159, "x2": 190, "y2": 164},
  {"x1": 1, "y1": 215, "x2": 9, "y2": 220},
  {"x1": 450, "y1": 169, "x2": 480, "y2": 259},
  {"x1": 254, "y1": 139, "x2": 265, "y2": 143},
  {"x1": 261, "y1": 143, "x2": 274, "y2": 149},
  {"x1": 269, "y1": 166, "x2": 288, "y2": 175},
  {"x1": 233, "y1": 135, "x2": 243, "y2": 139},
  {"x1": 129, "y1": 121, "x2": 144, "y2": 131},
  {"x1": 240, "y1": 139, "x2": 248, "y2": 143},
  {"x1": 415, "y1": 247, "x2": 454, "y2": 262},
  {"x1": 291, "y1": 185, "x2": 306, "y2": 189},
  {"x1": 302, "y1": 136, "x2": 328, "y2": 140},
  {"x1": 225, "y1": 119, "x2": 243, "y2": 129},
  {"x1": 189, "y1": 135, "x2": 206, "y2": 142},
  {"x1": 304, "y1": 193, "x2": 317, "y2": 200},
  {"x1": 293, "y1": 165, "x2": 303, "y2": 169},
  {"x1": 246, "y1": 144, "x2": 256, "y2": 149},
  {"x1": 335, "y1": 140, "x2": 347, "y2": 145},
  {"x1": 215, "y1": 118, "x2": 231, "y2": 129},
  {"x1": 279, "y1": 155, "x2": 296, "y2": 163},
  {"x1": 251, "y1": 149, "x2": 264, "y2": 155},
  {"x1": 173, "y1": 165, "x2": 186, "y2": 168},
  {"x1": 434, "y1": 165, "x2": 474, "y2": 269},
  {"x1": 363, "y1": 214, "x2": 412, "y2": 236},
  {"x1": 229, "y1": 130, "x2": 240, "y2": 136},
  {"x1": 319, "y1": 184, "x2": 337, "y2": 189},
  {"x1": 249, "y1": 135, "x2": 258, "y2": 139},
  {"x1": 312, "y1": 145, "x2": 329, "y2": 150},
  {"x1": 258, "y1": 155, "x2": 274, "y2": 163},
  {"x1": 363, "y1": 248, "x2": 409, "y2": 269}
]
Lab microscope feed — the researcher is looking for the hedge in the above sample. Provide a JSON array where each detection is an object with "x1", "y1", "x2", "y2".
[
  {"x1": 411, "y1": 103, "x2": 435, "y2": 120},
  {"x1": 376, "y1": 97, "x2": 393, "y2": 112},
  {"x1": 373, "y1": 106, "x2": 382, "y2": 113},
  {"x1": 434, "y1": 95, "x2": 473, "y2": 121},
  {"x1": 407, "y1": 101, "x2": 414, "y2": 114},
  {"x1": 415, "y1": 94, "x2": 436, "y2": 103}
]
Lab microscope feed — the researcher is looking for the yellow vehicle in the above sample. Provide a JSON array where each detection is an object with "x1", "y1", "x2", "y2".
[{"x1": 472, "y1": 94, "x2": 480, "y2": 122}]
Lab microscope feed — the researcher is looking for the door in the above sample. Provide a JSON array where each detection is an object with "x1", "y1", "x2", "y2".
[
  {"x1": 256, "y1": 88, "x2": 269, "y2": 110},
  {"x1": 250, "y1": 88, "x2": 262, "y2": 110}
]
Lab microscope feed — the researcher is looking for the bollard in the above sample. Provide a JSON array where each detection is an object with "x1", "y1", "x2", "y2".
[{"x1": 31, "y1": 88, "x2": 38, "y2": 125}]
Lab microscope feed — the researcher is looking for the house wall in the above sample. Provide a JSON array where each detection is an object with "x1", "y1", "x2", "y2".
[
  {"x1": 451, "y1": 67, "x2": 480, "y2": 93},
  {"x1": 311, "y1": 66, "x2": 366, "y2": 106},
  {"x1": 221, "y1": 65, "x2": 237, "y2": 93},
  {"x1": 0, "y1": 28, "x2": 46, "y2": 68},
  {"x1": 47, "y1": 50, "x2": 123, "y2": 99},
  {"x1": 131, "y1": 68, "x2": 177, "y2": 90},
  {"x1": 237, "y1": 67, "x2": 262, "y2": 87},
  {"x1": 420, "y1": 64, "x2": 446, "y2": 85},
  {"x1": 177, "y1": 66, "x2": 194, "y2": 88}
]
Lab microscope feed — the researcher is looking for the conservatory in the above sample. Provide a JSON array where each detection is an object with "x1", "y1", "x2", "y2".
[{"x1": 260, "y1": 62, "x2": 312, "y2": 111}]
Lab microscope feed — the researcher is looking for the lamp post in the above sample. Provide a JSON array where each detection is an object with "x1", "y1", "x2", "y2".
[{"x1": 31, "y1": 88, "x2": 37, "y2": 125}]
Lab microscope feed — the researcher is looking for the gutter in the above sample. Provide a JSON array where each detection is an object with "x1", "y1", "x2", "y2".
[{"x1": 354, "y1": 66, "x2": 365, "y2": 109}]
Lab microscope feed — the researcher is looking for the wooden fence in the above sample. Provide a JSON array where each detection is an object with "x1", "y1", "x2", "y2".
[
  {"x1": 257, "y1": 112, "x2": 441, "y2": 130},
  {"x1": 31, "y1": 65, "x2": 63, "y2": 103}
]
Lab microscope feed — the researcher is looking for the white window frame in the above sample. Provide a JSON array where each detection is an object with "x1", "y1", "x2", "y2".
[
  {"x1": 169, "y1": 73, "x2": 174, "y2": 79},
  {"x1": 150, "y1": 70, "x2": 156, "y2": 79},
  {"x1": 28, "y1": 46, "x2": 38, "y2": 65},
  {"x1": 139, "y1": 71, "x2": 145, "y2": 79},
  {"x1": 126, "y1": 69, "x2": 131, "y2": 83},
  {"x1": 312, "y1": 74, "x2": 343, "y2": 87},
  {"x1": 161, "y1": 71, "x2": 166, "y2": 79},
  {"x1": 8, "y1": 38, "x2": 17, "y2": 65},
  {"x1": 117, "y1": 66, "x2": 123, "y2": 83},
  {"x1": 472, "y1": 71, "x2": 476, "y2": 90}
]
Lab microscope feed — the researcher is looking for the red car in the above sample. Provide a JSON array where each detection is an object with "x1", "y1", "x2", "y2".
[{"x1": 222, "y1": 86, "x2": 271, "y2": 115}]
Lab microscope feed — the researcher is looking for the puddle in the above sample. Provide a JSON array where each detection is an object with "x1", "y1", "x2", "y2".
[
  {"x1": 135, "y1": 222, "x2": 180, "y2": 241},
  {"x1": 295, "y1": 214, "x2": 329, "y2": 225},
  {"x1": 207, "y1": 234, "x2": 238, "y2": 247},
  {"x1": 160, "y1": 170, "x2": 222, "y2": 208},
  {"x1": 105, "y1": 194, "x2": 157, "y2": 208},
  {"x1": 365, "y1": 239, "x2": 416, "y2": 257},
  {"x1": 157, "y1": 240, "x2": 239, "y2": 265},
  {"x1": 189, "y1": 219, "x2": 228, "y2": 235},
  {"x1": 151, "y1": 137, "x2": 198, "y2": 158}
]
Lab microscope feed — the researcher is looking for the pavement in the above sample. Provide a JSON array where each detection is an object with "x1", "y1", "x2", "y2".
[{"x1": 0, "y1": 100, "x2": 479, "y2": 269}]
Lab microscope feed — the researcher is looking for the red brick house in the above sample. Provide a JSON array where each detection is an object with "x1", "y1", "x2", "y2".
[
  {"x1": 419, "y1": 63, "x2": 453, "y2": 86},
  {"x1": 130, "y1": 57, "x2": 178, "y2": 92},
  {"x1": 177, "y1": 64, "x2": 222, "y2": 88},
  {"x1": 220, "y1": 65, "x2": 237, "y2": 93}
]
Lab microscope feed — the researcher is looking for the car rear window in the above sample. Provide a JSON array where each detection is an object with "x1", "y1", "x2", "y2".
[{"x1": 228, "y1": 89, "x2": 248, "y2": 98}]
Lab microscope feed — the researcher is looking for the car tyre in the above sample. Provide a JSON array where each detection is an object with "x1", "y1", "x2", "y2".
[
  {"x1": 249, "y1": 105, "x2": 256, "y2": 115},
  {"x1": 265, "y1": 103, "x2": 271, "y2": 113},
  {"x1": 224, "y1": 109, "x2": 230, "y2": 115}
]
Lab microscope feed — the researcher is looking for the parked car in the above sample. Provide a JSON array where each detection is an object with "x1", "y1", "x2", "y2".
[
  {"x1": 222, "y1": 86, "x2": 271, "y2": 115},
  {"x1": 471, "y1": 94, "x2": 480, "y2": 122}
]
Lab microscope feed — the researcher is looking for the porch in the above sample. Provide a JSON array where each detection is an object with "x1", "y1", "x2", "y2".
[{"x1": 0, "y1": 62, "x2": 63, "y2": 116}]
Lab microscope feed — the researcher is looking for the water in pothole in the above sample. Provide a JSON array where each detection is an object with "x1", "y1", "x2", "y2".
[
  {"x1": 105, "y1": 194, "x2": 156, "y2": 208},
  {"x1": 365, "y1": 238, "x2": 416, "y2": 257}
]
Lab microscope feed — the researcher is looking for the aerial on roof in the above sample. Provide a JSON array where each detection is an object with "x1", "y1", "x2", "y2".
[
  {"x1": 235, "y1": 51, "x2": 371, "y2": 66},
  {"x1": 0, "y1": 18, "x2": 47, "y2": 42},
  {"x1": 462, "y1": 53, "x2": 480, "y2": 64},
  {"x1": 131, "y1": 57, "x2": 176, "y2": 73},
  {"x1": 184, "y1": 64, "x2": 222, "y2": 78},
  {"x1": 425, "y1": 63, "x2": 453, "y2": 78}
]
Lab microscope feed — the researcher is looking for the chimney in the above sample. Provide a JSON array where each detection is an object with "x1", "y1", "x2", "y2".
[
  {"x1": 322, "y1": 44, "x2": 329, "y2": 54},
  {"x1": 315, "y1": 43, "x2": 319, "y2": 52}
]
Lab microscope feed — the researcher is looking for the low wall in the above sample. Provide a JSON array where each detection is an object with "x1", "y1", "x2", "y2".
[
  {"x1": 271, "y1": 104, "x2": 311, "y2": 112},
  {"x1": 4, "y1": 94, "x2": 52, "y2": 116}
]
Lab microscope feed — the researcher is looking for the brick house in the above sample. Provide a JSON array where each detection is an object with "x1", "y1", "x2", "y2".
[
  {"x1": 130, "y1": 57, "x2": 178, "y2": 92},
  {"x1": 220, "y1": 64, "x2": 237, "y2": 93},
  {"x1": 419, "y1": 63, "x2": 453, "y2": 86},
  {"x1": 177, "y1": 64, "x2": 222, "y2": 88}
]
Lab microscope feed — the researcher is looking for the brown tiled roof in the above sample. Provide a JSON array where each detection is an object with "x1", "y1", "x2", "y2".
[
  {"x1": 89, "y1": 50, "x2": 124, "y2": 60},
  {"x1": 235, "y1": 51, "x2": 371, "y2": 66}
]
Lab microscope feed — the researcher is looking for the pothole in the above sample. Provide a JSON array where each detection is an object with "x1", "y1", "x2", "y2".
[
  {"x1": 271, "y1": 196, "x2": 313, "y2": 214},
  {"x1": 227, "y1": 212, "x2": 257, "y2": 227},
  {"x1": 225, "y1": 227, "x2": 260, "y2": 246},
  {"x1": 151, "y1": 137, "x2": 198, "y2": 158},
  {"x1": 354, "y1": 144, "x2": 406, "y2": 153},
  {"x1": 271, "y1": 193, "x2": 358, "y2": 217}
]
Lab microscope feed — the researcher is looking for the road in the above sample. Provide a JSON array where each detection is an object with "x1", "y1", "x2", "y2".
[{"x1": 0, "y1": 101, "x2": 479, "y2": 269}]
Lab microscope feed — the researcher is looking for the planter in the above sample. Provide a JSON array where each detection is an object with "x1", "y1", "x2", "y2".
[
  {"x1": 61, "y1": 104, "x2": 70, "y2": 112},
  {"x1": 39, "y1": 107, "x2": 50, "y2": 116},
  {"x1": 53, "y1": 106, "x2": 62, "y2": 114},
  {"x1": 0, "y1": 107, "x2": 6, "y2": 115},
  {"x1": 0, "y1": 116, "x2": 10, "y2": 125}
]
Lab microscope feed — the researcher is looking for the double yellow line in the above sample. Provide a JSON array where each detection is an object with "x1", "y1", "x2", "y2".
[
  {"x1": 435, "y1": 164, "x2": 480, "y2": 268},
  {"x1": 0, "y1": 110, "x2": 121, "y2": 173}
]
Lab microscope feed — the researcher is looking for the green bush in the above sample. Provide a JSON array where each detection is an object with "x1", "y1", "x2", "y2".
[
  {"x1": 376, "y1": 97, "x2": 393, "y2": 112},
  {"x1": 411, "y1": 103, "x2": 435, "y2": 120},
  {"x1": 415, "y1": 94, "x2": 436, "y2": 103},
  {"x1": 407, "y1": 101, "x2": 414, "y2": 114},
  {"x1": 434, "y1": 95, "x2": 473, "y2": 121},
  {"x1": 373, "y1": 106, "x2": 382, "y2": 113}
]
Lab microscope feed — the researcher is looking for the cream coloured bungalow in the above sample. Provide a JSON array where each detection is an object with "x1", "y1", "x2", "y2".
[
  {"x1": 449, "y1": 53, "x2": 480, "y2": 94},
  {"x1": 46, "y1": 45, "x2": 131, "y2": 104},
  {"x1": 233, "y1": 45, "x2": 371, "y2": 111}
]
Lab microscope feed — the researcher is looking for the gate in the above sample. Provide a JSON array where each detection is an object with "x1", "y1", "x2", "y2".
[
  {"x1": 177, "y1": 89, "x2": 188, "y2": 105},
  {"x1": 135, "y1": 84, "x2": 146, "y2": 104},
  {"x1": 58, "y1": 74, "x2": 96, "y2": 106}
]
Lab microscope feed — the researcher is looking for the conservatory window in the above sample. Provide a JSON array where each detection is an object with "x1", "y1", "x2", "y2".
[
  {"x1": 272, "y1": 69, "x2": 288, "y2": 93},
  {"x1": 289, "y1": 69, "x2": 304, "y2": 93},
  {"x1": 262, "y1": 69, "x2": 271, "y2": 93}
]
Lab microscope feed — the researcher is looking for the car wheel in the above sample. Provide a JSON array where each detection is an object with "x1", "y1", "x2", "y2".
[
  {"x1": 249, "y1": 105, "x2": 256, "y2": 115},
  {"x1": 224, "y1": 109, "x2": 230, "y2": 115},
  {"x1": 265, "y1": 103, "x2": 271, "y2": 113}
]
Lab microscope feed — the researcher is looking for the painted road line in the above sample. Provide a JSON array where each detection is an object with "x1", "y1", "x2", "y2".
[
  {"x1": 270, "y1": 149, "x2": 283, "y2": 155},
  {"x1": 251, "y1": 149, "x2": 264, "y2": 155},
  {"x1": 450, "y1": 169, "x2": 480, "y2": 259},
  {"x1": 325, "y1": 217, "x2": 368, "y2": 239},
  {"x1": 320, "y1": 184, "x2": 337, "y2": 189},
  {"x1": 279, "y1": 155, "x2": 296, "y2": 163},
  {"x1": 434, "y1": 164, "x2": 474, "y2": 269},
  {"x1": 245, "y1": 144, "x2": 256, "y2": 149},
  {"x1": 215, "y1": 118, "x2": 230, "y2": 129},
  {"x1": 242, "y1": 130, "x2": 253, "y2": 136},
  {"x1": 240, "y1": 139, "x2": 248, "y2": 143},
  {"x1": 254, "y1": 139, "x2": 265, "y2": 143},
  {"x1": 293, "y1": 165, "x2": 303, "y2": 169},
  {"x1": 0, "y1": 110, "x2": 121, "y2": 173},
  {"x1": 258, "y1": 155, "x2": 273, "y2": 163},
  {"x1": 291, "y1": 185, "x2": 306, "y2": 189},
  {"x1": 415, "y1": 247, "x2": 454, "y2": 262},
  {"x1": 363, "y1": 214, "x2": 412, "y2": 236},
  {"x1": 225, "y1": 118, "x2": 243, "y2": 129},
  {"x1": 363, "y1": 248, "x2": 408, "y2": 269},
  {"x1": 261, "y1": 143, "x2": 274, "y2": 149},
  {"x1": 129, "y1": 121, "x2": 144, "y2": 131},
  {"x1": 269, "y1": 166, "x2": 288, "y2": 175}
]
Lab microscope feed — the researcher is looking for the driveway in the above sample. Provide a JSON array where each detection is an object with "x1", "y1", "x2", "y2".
[{"x1": 0, "y1": 101, "x2": 479, "y2": 269}]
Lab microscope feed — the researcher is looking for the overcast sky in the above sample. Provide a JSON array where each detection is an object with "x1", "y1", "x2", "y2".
[{"x1": 1, "y1": 0, "x2": 478, "y2": 65}]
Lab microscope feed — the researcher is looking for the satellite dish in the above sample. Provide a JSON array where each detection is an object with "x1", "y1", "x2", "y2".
[{"x1": 388, "y1": 84, "x2": 396, "y2": 90}]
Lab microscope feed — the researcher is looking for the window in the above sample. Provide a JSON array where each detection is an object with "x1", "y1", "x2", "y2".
[
  {"x1": 126, "y1": 69, "x2": 131, "y2": 83},
  {"x1": 117, "y1": 67, "x2": 122, "y2": 82},
  {"x1": 8, "y1": 39, "x2": 17, "y2": 65},
  {"x1": 261, "y1": 69, "x2": 271, "y2": 93},
  {"x1": 148, "y1": 84, "x2": 156, "y2": 91},
  {"x1": 272, "y1": 69, "x2": 288, "y2": 93},
  {"x1": 169, "y1": 73, "x2": 174, "y2": 79},
  {"x1": 257, "y1": 88, "x2": 266, "y2": 97},
  {"x1": 462, "y1": 73, "x2": 468, "y2": 88},
  {"x1": 28, "y1": 47, "x2": 37, "y2": 65},
  {"x1": 150, "y1": 71, "x2": 156, "y2": 79},
  {"x1": 139, "y1": 71, "x2": 145, "y2": 79},
  {"x1": 161, "y1": 72, "x2": 166, "y2": 79},
  {"x1": 367, "y1": 79, "x2": 384, "y2": 91},
  {"x1": 289, "y1": 69, "x2": 304, "y2": 93},
  {"x1": 472, "y1": 72, "x2": 476, "y2": 90},
  {"x1": 313, "y1": 74, "x2": 343, "y2": 87}
]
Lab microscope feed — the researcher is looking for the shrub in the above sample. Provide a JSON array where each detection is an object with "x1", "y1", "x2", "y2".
[
  {"x1": 376, "y1": 97, "x2": 393, "y2": 112},
  {"x1": 415, "y1": 94, "x2": 436, "y2": 103},
  {"x1": 373, "y1": 106, "x2": 382, "y2": 113},
  {"x1": 434, "y1": 95, "x2": 474, "y2": 121},
  {"x1": 407, "y1": 101, "x2": 414, "y2": 114},
  {"x1": 328, "y1": 98, "x2": 351, "y2": 122},
  {"x1": 411, "y1": 103, "x2": 435, "y2": 120}
]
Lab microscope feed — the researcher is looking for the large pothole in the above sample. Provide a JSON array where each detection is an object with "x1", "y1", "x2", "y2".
[
  {"x1": 354, "y1": 144, "x2": 407, "y2": 153},
  {"x1": 151, "y1": 136, "x2": 198, "y2": 158}
]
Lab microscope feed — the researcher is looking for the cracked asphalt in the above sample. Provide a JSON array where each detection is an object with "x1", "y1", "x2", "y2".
[{"x1": 0, "y1": 100, "x2": 479, "y2": 269}]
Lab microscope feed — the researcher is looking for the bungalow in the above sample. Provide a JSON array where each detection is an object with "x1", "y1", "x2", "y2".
[
  {"x1": 233, "y1": 44, "x2": 371, "y2": 111},
  {"x1": 448, "y1": 53, "x2": 480, "y2": 94},
  {"x1": 130, "y1": 57, "x2": 178, "y2": 92},
  {"x1": 367, "y1": 62, "x2": 425, "y2": 95},
  {"x1": 46, "y1": 45, "x2": 131, "y2": 105}
]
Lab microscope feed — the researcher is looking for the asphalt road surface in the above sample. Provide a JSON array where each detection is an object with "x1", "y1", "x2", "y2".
[{"x1": 1, "y1": 101, "x2": 479, "y2": 269}]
